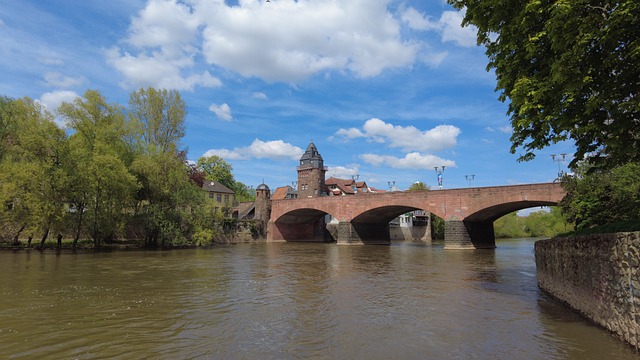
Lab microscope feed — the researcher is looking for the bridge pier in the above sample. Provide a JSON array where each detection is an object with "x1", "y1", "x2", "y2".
[
  {"x1": 444, "y1": 220, "x2": 496, "y2": 250},
  {"x1": 333, "y1": 222, "x2": 390, "y2": 245}
]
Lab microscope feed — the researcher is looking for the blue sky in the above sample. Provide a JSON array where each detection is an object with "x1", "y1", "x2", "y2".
[{"x1": 0, "y1": 0, "x2": 574, "y2": 192}]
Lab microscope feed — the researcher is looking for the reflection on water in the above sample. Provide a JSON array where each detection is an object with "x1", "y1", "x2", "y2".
[{"x1": 0, "y1": 239, "x2": 637, "y2": 359}]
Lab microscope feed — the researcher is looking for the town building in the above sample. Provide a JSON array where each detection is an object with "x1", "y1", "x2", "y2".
[
  {"x1": 202, "y1": 181, "x2": 235, "y2": 215},
  {"x1": 271, "y1": 185, "x2": 297, "y2": 200}
]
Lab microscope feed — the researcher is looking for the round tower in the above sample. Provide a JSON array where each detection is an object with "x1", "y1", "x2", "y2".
[
  {"x1": 297, "y1": 142, "x2": 327, "y2": 198},
  {"x1": 255, "y1": 183, "x2": 271, "y2": 225}
]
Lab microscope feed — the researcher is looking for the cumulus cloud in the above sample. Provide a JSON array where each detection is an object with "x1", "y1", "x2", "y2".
[
  {"x1": 197, "y1": 0, "x2": 420, "y2": 82},
  {"x1": 327, "y1": 165, "x2": 360, "y2": 179},
  {"x1": 43, "y1": 72, "x2": 84, "y2": 88},
  {"x1": 38, "y1": 90, "x2": 79, "y2": 113},
  {"x1": 401, "y1": 7, "x2": 477, "y2": 48},
  {"x1": 107, "y1": 0, "x2": 447, "y2": 86},
  {"x1": 439, "y1": 11, "x2": 477, "y2": 47},
  {"x1": 106, "y1": 0, "x2": 222, "y2": 90},
  {"x1": 203, "y1": 139, "x2": 304, "y2": 161},
  {"x1": 209, "y1": 103, "x2": 233, "y2": 121},
  {"x1": 106, "y1": 48, "x2": 222, "y2": 91},
  {"x1": 360, "y1": 152, "x2": 455, "y2": 170},
  {"x1": 334, "y1": 118, "x2": 460, "y2": 152}
]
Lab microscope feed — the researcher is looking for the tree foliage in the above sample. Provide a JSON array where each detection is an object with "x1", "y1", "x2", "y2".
[
  {"x1": 560, "y1": 162, "x2": 640, "y2": 231},
  {"x1": 59, "y1": 90, "x2": 138, "y2": 247},
  {"x1": 449, "y1": 0, "x2": 640, "y2": 169},
  {"x1": 408, "y1": 181, "x2": 430, "y2": 191},
  {"x1": 128, "y1": 87, "x2": 186, "y2": 154},
  {"x1": 197, "y1": 155, "x2": 255, "y2": 202},
  {"x1": 0, "y1": 98, "x2": 68, "y2": 245},
  {"x1": 0, "y1": 88, "x2": 231, "y2": 248},
  {"x1": 493, "y1": 207, "x2": 570, "y2": 239}
]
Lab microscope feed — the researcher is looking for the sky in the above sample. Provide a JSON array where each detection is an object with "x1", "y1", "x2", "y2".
[{"x1": 0, "y1": 0, "x2": 575, "y2": 193}]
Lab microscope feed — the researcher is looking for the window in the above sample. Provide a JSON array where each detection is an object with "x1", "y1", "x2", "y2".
[
  {"x1": 209, "y1": 193, "x2": 214, "y2": 199},
  {"x1": 224, "y1": 194, "x2": 229, "y2": 203},
  {"x1": 217, "y1": 194, "x2": 222, "y2": 202}
]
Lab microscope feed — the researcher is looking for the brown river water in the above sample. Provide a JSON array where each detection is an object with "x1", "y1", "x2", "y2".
[{"x1": 0, "y1": 238, "x2": 638, "y2": 359}]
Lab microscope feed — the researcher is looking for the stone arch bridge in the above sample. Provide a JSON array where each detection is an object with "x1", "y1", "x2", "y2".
[{"x1": 268, "y1": 183, "x2": 566, "y2": 249}]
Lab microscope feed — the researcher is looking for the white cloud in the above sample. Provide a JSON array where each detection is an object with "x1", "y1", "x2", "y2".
[
  {"x1": 106, "y1": 47, "x2": 222, "y2": 91},
  {"x1": 360, "y1": 152, "x2": 456, "y2": 170},
  {"x1": 401, "y1": 7, "x2": 439, "y2": 31},
  {"x1": 439, "y1": 11, "x2": 477, "y2": 48},
  {"x1": 203, "y1": 139, "x2": 303, "y2": 161},
  {"x1": 252, "y1": 92, "x2": 268, "y2": 100},
  {"x1": 43, "y1": 72, "x2": 84, "y2": 88},
  {"x1": 486, "y1": 125, "x2": 513, "y2": 134},
  {"x1": 209, "y1": 103, "x2": 233, "y2": 121},
  {"x1": 198, "y1": 0, "x2": 420, "y2": 82},
  {"x1": 401, "y1": 7, "x2": 477, "y2": 48},
  {"x1": 126, "y1": 0, "x2": 199, "y2": 53},
  {"x1": 106, "y1": 0, "x2": 222, "y2": 91},
  {"x1": 499, "y1": 125, "x2": 512, "y2": 134},
  {"x1": 334, "y1": 118, "x2": 461, "y2": 152},
  {"x1": 327, "y1": 165, "x2": 360, "y2": 179},
  {"x1": 109, "y1": 0, "x2": 426, "y2": 85},
  {"x1": 38, "y1": 90, "x2": 79, "y2": 113},
  {"x1": 333, "y1": 127, "x2": 365, "y2": 140},
  {"x1": 37, "y1": 90, "x2": 79, "y2": 127}
]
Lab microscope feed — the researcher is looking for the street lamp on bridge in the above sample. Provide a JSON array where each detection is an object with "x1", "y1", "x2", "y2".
[
  {"x1": 434, "y1": 166, "x2": 445, "y2": 189},
  {"x1": 551, "y1": 153, "x2": 567, "y2": 180},
  {"x1": 465, "y1": 174, "x2": 475, "y2": 187}
]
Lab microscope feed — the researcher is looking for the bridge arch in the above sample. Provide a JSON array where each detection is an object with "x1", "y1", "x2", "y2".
[
  {"x1": 464, "y1": 200, "x2": 560, "y2": 223},
  {"x1": 271, "y1": 207, "x2": 336, "y2": 242}
]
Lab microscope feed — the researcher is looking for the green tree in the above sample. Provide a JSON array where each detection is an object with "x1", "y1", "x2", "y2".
[
  {"x1": 127, "y1": 88, "x2": 202, "y2": 247},
  {"x1": 0, "y1": 97, "x2": 68, "y2": 246},
  {"x1": 494, "y1": 212, "x2": 526, "y2": 239},
  {"x1": 128, "y1": 88, "x2": 186, "y2": 154},
  {"x1": 560, "y1": 162, "x2": 640, "y2": 231},
  {"x1": 59, "y1": 90, "x2": 138, "y2": 247},
  {"x1": 449, "y1": 0, "x2": 640, "y2": 169},
  {"x1": 233, "y1": 181, "x2": 256, "y2": 203},
  {"x1": 197, "y1": 155, "x2": 235, "y2": 189},
  {"x1": 408, "y1": 181, "x2": 429, "y2": 191}
]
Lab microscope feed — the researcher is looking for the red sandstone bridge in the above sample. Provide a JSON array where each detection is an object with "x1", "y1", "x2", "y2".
[{"x1": 268, "y1": 182, "x2": 566, "y2": 249}]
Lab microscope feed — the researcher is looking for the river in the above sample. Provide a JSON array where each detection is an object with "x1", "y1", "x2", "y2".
[{"x1": 0, "y1": 238, "x2": 637, "y2": 359}]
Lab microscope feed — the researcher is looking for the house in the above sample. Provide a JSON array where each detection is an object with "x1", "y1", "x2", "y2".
[
  {"x1": 325, "y1": 177, "x2": 370, "y2": 196},
  {"x1": 202, "y1": 181, "x2": 235, "y2": 214},
  {"x1": 271, "y1": 185, "x2": 297, "y2": 200}
]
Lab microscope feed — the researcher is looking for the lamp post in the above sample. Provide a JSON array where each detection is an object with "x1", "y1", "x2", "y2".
[
  {"x1": 434, "y1": 166, "x2": 445, "y2": 189},
  {"x1": 465, "y1": 174, "x2": 475, "y2": 187},
  {"x1": 551, "y1": 153, "x2": 567, "y2": 180},
  {"x1": 387, "y1": 181, "x2": 395, "y2": 191}
]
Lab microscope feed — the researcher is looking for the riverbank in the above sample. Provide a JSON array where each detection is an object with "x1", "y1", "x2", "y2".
[{"x1": 535, "y1": 232, "x2": 640, "y2": 350}]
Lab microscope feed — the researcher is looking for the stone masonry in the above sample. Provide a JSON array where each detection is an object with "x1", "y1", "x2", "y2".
[{"x1": 535, "y1": 232, "x2": 640, "y2": 349}]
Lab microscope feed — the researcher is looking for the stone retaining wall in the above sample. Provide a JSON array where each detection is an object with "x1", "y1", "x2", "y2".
[{"x1": 535, "y1": 232, "x2": 640, "y2": 349}]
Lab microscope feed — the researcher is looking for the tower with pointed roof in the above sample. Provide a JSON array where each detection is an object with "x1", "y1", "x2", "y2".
[{"x1": 297, "y1": 142, "x2": 327, "y2": 198}]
